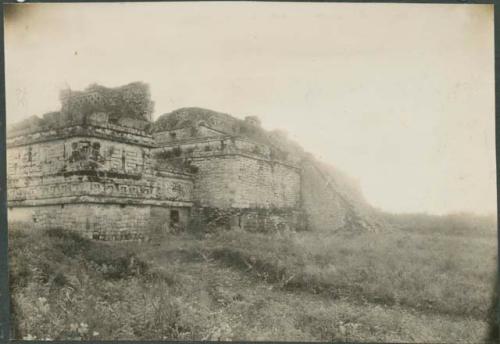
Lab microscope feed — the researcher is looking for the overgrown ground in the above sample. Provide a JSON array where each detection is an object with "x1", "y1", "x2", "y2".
[{"x1": 9, "y1": 217, "x2": 498, "y2": 342}]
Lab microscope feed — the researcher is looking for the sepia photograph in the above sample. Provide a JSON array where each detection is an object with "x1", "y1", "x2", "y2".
[{"x1": 4, "y1": 2, "x2": 497, "y2": 342}]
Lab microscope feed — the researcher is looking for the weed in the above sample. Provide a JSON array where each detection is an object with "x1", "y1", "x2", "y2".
[{"x1": 8, "y1": 217, "x2": 496, "y2": 341}]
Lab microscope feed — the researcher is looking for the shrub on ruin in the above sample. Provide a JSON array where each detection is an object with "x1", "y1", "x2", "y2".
[
  {"x1": 187, "y1": 164, "x2": 199, "y2": 174},
  {"x1": 154, "y1": 150, "x2": 173, "y2": 160},
  {"x1": 173, "y1": 146, "x2": 182, "y2": 157}
]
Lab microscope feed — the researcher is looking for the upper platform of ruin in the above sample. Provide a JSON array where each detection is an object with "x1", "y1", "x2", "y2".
[{"x1": 7, "y1": 82, "x2": 305, "y2": 165}]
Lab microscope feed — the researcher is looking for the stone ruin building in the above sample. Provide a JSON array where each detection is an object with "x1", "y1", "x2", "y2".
[{"x1": 7, "y1": 82, "x2": 383, "y2": 240}]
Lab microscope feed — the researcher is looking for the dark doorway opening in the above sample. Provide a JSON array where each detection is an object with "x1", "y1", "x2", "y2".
[
  {"x1": 170, "y1": 210, "x2": 180, "y2": 224},
  {"x1": 169, "y1": 209, "x2": 181, "y2": 233}
]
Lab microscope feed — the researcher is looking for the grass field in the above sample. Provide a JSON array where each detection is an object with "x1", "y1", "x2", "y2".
[{"x1": 9, "y1": 216, "x2": 498, "y2": 342}]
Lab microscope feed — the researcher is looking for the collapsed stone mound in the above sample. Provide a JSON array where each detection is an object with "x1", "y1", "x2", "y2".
[{"x1": 300, "y1": 159, "x2": 387, "y2": 233}]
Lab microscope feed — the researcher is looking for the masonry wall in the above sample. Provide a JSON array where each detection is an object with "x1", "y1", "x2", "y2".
[
  {"x1": 153, "y1": 125, "x2": 223, "y2": 144},
  {"x1": 190, "y1": 206, "x2": 305, "y2": 233},
  {"x1": 7, "y1": 125, "x2": 195, "y2": 240},
  {"x1": 153, "y1": 135, "x2": 301, "y2": 209},
  {"x1": 7, "y1": 136, "x2": 153, "y2": 179},
  {"x1": 154, "y1": 136, "x2": 279, "y2": 163},
  {"x1": 7, "y1": 136, "x2": 193, "y2": 204},
  {"x1": 152, "y1": 135, "x2": 304, "y2": 231},
  {"x1": 7, "y1": 120, "x2": 153, "y2": 147},
  {"x1": 8, "y1": 204, "x2": 190, "y2": 240},
  {"x1": 190, "y1": 155, "x2": 300, "y2": 208},
  {"x1": 7, "y1": 176, "x2": 193, "y2": 206},
  {"x1": 149, "y1": 206, "x2": 191, "y2": 235}
]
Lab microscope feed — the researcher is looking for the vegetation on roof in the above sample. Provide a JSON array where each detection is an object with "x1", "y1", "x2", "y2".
[
  {"x1": 61, "y1": 82, "x2": 155, "y2": 122},
  {"x1": 153, "y1": 107, "x2": 239, "y2": 133}
]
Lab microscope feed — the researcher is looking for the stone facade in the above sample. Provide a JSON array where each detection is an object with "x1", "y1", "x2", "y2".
[
  {"x1": 7, "y1": 85, "x2": 194, "y2": 240},
  {"x1": 189, "y1": 155, "x2": 300, "y2": 208},
  {"x1": 7, "y1": 83, "x2": 380, "y2": 239},
  {"x1": 8, "y1": 204, "x2": 189, "y2": 240},
  {"x1": 152, "y1": 114, "x2": 304, "y2": 234}
]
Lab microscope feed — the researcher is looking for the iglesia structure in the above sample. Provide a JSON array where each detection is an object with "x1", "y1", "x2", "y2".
[{"x1": 6, "y1": 83, "x2": 381, "y2": 240}]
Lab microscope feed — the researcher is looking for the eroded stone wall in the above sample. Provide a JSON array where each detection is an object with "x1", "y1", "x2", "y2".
[
  {"x1": 7, "y1": 136, "x2": 193, "y2": 205},
  {"x1": 7, "y1": 123, "x2": 195, "y2": 239},
  {"x1": 8, "y1": 120, "x2": 153, "y2": 147},
  {"x1": 7, "y1": 136, "x2": 153, "y2": 177},
  {"x1": 190, "y1": 207, "x2": 305, "y2": 233},
  {"x1": 153, "y1": 134, "x2": 301, "y2": 210},
  {"x1": 190, "y1": 155, "x2": 300, "y2": 208},
  {"x1": 154, "y1": 135, "x2": 297, "y2": 165},
  {"x1": 153, "y1": 125, "x2": 224, "y2": 144},
  {"x1": 8, "y1": 204, "x2": 190, "y2": 240}
]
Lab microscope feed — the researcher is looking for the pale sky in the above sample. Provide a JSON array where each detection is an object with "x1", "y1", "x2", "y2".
[{"x1": 4, "y1": 2, "x2": 496, "y2": 215}]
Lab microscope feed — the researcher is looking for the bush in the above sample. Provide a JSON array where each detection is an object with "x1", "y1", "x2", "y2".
[
  {"x1": 172, "y1": 146, "x2": 182, "y2": 157},
  {"x1": 155, "y1": 150, "x2": 173, "y2": 160}
]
